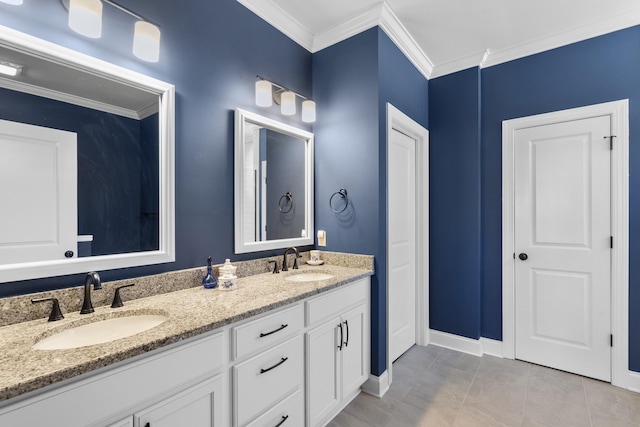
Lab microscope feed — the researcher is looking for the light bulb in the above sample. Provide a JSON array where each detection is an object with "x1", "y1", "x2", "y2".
[
  {"x1": 68, "y1": 0, "x2": 102, "y2": 39},
  {"x1": 281, "y1": 91, "x2": 296, "y2": 115},
  {"x1": 255, "y1": 80, "x2": 272, "y2": 107},
  {"x1": 302, "y1": 100, "x2": 316, "y2": 123},
  {"x1": 133, "y1": 21, "x2": 161, "y2": 62}
]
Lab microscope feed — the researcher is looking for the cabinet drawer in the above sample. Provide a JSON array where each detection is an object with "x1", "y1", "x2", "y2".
[
  {"x1": 232, "y1": 304, "x2": 303, "y2": 361},
  {"x1": 245, "y1": 388, "x2": 303, "y2": 427},
  {"x1": 306, "y1": 279, "x2": 368, "y2": 326},
  {"x1": 234, "y1": 335, "x2": 303, "y2": 427}
]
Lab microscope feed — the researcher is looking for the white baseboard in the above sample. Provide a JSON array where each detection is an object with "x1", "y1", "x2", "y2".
[
  {"x1": 429, "y1": 330, "x2": 503, "y2": 358},
  {"x1": 480, "y1": 337, "x2": 504, "y2": 358},
  {"x1": 628, "y1": 371, "x2": 640, "y2": 393},
  {"x1": 429, "y1": 330, "x2": 483, "y2": 356},
  {"x1": 361, "y1": 371, "x2": 390, "y2": 398}
]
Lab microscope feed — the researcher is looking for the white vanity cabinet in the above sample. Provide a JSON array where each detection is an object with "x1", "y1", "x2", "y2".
[
  {"x1": 305, "y1": 279, "x2": 370, "y2": 427},
  {"x1": 0, "y1": 275, "x2": 371, "y2": 427}
]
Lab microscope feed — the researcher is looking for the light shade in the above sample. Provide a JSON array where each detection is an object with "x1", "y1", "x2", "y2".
[
  {"x1": 68, "y1": 0, "x2": 102, "y2": 39},
  {"x1": 302, "y1": 100, "x2": 316, "y2": 123},
  {"x1": 133, "y1": 21, "x2": 161, "y2": 63},
  {"x1": 0, "y1": 0, "x2": 23, "y2": 5},
  {"x1": 281, "y1": 91, "x2": 296, "y2": 115},
  {"x1": 255, "y1": 80, "x2": 272, "y2": 107}
]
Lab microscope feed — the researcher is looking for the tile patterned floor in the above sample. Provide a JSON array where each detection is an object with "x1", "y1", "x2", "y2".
[{"x1": 327, "y1": 345, "x2": 640, "y2": 427}]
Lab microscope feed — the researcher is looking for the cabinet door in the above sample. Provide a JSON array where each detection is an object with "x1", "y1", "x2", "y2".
[
  {"x1": 341, "y1": 305, "x2": 367, "y2": 398},
  {"x1": 135, "y1": 374, "x2": 223, "y2": 427},
  {"x1": 306, "y1": 317, "x2": 341, "y2": 427}
]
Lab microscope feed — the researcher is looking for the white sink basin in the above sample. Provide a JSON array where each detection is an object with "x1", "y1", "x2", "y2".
[
  {"x1": 285, "y1": 272, "x2": 334, "y2": 282},
  {"x1": 33, "y1": 314, "x2": 168, "y2": 350}
]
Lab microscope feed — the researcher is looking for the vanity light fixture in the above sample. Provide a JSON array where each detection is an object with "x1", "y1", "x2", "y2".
[
  {"x1": 255, "y1": 76, "x2": 316, "y2": 123},
  {"x1": 0, "y1": 61, "x2": 22, "y2": 77},
  {"x1": 61, "y1": 0, "x2": 161, "y2": 62}
]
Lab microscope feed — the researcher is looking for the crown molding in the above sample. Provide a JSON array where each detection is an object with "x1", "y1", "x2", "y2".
[
  {"x1": 312, "y1": 3, "x2": 382, "y2": 53},
  {"x1": 237, "y1": 0, "x2": 434, "y2": 78},
  {"x1": 237, "y1": 0, "x2": 640, "y2": 80},
  {"x1": 236, "y1": 0, "x2": 314, "y2": 51},
  {"x1": 481, "y1": 7, "x2": 640, "y2": 69},
  {"x1": 378, "y1": 2, "x2": 433, "y2": 79},
  {"x1": 430, "y1": 50, "x2": 487, "y2": 79}
]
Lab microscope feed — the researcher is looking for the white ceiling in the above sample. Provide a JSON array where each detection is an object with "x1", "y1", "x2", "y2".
[{"x1": 238, "y1": 0, "x2": 640, "y2": 78}]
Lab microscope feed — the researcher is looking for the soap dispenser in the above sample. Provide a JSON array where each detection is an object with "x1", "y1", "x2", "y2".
[
  {"x1": 202, "y1": 256, "x2": 218, "y2": 289},
  {"x1": 219, "y1": 258, "x2": 237, "y2": 290}
]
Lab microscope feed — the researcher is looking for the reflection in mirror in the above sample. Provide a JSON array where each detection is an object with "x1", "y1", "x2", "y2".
[
  {"x1": 235, "y1": 109, "x2": 313, "y2": 253},
  {"x1": 0, "y1": 25, "x2": 175, "y2": 283}
]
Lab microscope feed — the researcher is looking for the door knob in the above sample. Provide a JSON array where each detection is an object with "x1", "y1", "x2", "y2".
[{"x1": 518, "y1": 253, "x2": 528, "y2": 261}]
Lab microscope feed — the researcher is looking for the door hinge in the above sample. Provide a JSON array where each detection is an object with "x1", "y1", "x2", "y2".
[
  {"x1": 513, "y1": 253, "x2": 515, "y2": 260},
  {"x1": 605, "y1": 135, "x2": 616, "y2": 150},
  {"x1": 610, "y1": 334, "x2": 613, "y2": 347},
  {"x1": 610, "y1": 236, "x2": 613, "y2": 249}
]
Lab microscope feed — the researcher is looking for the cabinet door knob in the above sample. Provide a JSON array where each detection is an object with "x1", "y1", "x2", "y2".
[
  {"x1": 337, "y1": 323, "x2": 343, "y2": 350},
  {"x1": 519, "y1": 253, "x2": 528, "y2": 261}
]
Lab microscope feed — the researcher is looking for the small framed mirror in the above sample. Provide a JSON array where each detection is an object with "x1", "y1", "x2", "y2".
[{"x1": 234, "y1": 108, "x2": 314, "y2": 253}]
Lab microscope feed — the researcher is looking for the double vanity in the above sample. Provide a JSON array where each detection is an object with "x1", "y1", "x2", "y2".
[{"x1": 0, "y1": 252, "x2": 373, "y2": 426}]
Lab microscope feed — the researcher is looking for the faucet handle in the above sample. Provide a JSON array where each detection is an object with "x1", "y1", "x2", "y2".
[
  {"x1": 293, "y1": 253, "x2": 302, "y2": 270},
  {"x1": 268, "y1": 260, "x2": 280, "y2": 274},
  {"x1": 32, "y1": 297, "x2": 64, "y2": 322},
  {"x1": 111, "y1": 283, "x2": 135, "y2": 308}
]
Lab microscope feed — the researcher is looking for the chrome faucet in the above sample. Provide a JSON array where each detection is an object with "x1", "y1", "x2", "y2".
[
  {"x1": 282, "y1": 247, "x2": 300, "y2": 272},
  {"x1": 80, "y1": 271, "x2": 102, "y2": 314}
]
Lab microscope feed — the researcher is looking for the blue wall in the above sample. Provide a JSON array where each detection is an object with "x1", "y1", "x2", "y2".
[
  {"x1": 0, "y1": 0, "x2": 312, "y2": 296},
  {"x1": 429, "y1": 67, "x2": 482, "y2": 339},
  {"x1": 480, "y1": 26, "x2": 640, "y2": 371},
  {"x1": 313, "y1": 27, "x2": 428, "y2": 375}
]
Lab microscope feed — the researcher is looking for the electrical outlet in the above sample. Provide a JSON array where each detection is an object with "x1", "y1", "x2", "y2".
[{"x1": 317, "y1": 230, "x2": 326, "y2": 247}]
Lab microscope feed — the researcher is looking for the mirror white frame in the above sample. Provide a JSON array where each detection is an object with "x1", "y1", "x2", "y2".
[
  {"x1": 0, "y1": 24, "x2": 175, "y2": 283},
  {"x1": 234, "y1": 108, "x2": 314, "y2": 253}
]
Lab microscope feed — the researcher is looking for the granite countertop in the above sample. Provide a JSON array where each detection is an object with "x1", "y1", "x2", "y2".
[{"x1": 0, "y1": 263, "x2": 372, "y2": 404}]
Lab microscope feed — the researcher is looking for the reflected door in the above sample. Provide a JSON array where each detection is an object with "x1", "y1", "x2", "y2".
[
  {"x1": 0, "y1": 119, "x2": 77, "y2": 264},
  {"x1": 514, "y1": 115, "x2": 611, "y2": 381}
]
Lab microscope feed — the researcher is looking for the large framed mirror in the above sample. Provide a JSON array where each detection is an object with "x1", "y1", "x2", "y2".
[
  {"x1": 234, "y1": 108, "x2": 313, "y2": 253},
  {"x1": 0, "y1": 25, "x2": 175, "y2": 283}
]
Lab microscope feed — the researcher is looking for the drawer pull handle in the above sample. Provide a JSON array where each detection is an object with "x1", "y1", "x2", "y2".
[
  {"x1": 260, "y1": 357, "x2": 288, "y2": 374},
  {"x1": 344, "y1": 320, "x2": 349, "y2": 347},
  {"x1": 337, "y1": 323, "x2": 343, "y2": 350},
  {"x1": 260, "y1": 323, "x2": 288, "y2": 338},
  {"x1": 275, "y1": 415, "x2": 289, "y2": 426}
]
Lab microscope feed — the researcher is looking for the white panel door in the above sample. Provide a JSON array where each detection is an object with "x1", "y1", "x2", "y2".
[
  {"x1": 0, "y1": 119, "x2": 77, "y2": 264},
  {"x1": 389, "y1": 129, "x2": 416, "y2": 362},
  {"x1": 514, "y1": 115, "x2": 611, "y2": 381}
]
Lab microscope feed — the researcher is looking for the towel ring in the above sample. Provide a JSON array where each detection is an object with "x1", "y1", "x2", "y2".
[
  {"x1": 278, "y1": 192, "x2": 293, "y2": 213},
  {"x1": 330, "y1": 188, "x2": 348, "y2": 213}
]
